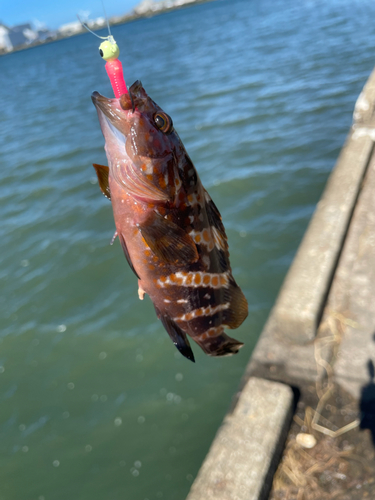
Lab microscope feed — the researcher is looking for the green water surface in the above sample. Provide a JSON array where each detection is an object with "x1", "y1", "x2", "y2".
[{"x1": 1, "y1": 0, "x2": 375, "y2": 498}]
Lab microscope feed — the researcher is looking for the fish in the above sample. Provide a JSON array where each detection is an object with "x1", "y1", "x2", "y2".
[{"x1": 91, "y1": 80, "x2": 248, "y2": 362}]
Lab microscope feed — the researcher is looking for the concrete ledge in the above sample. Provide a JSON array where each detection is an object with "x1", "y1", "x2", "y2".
[
  {"x1": 246, "y1": 125, "x2": 375, "y2": 386},
  {"x1": 186, "y1": 68, "x2": 375, "y2": 500},
  {"x1": 320, "y1": 147, "x2": 375, "y2": 400},
  {"x1": 245, "y1": 314, "x2": 319, "y2": 389},
  {"x1": 271, "y1": 129, "x2": 373, "y2": 343},
  {"x1": 270, "y1": 68, "x2": 375, "y2": 344},
  {"x1": 246, "y1": 72, "x2": 375, "y2": 389},
  {"x1": 353, "y1": 67, "x2": 375, "y2": 125},
  {"x1": 186, "y1": 378, "x2": 294, "y2": 500}
]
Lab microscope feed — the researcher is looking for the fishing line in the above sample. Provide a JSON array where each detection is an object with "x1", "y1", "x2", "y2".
[
  {"x1": 101, "y1": 0, "x2": 112, "y2": 37},
  {"x1": 77, "y1": 4, "x2": 128, "y2": 98}
]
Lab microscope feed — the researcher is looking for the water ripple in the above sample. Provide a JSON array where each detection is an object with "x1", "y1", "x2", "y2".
[{"x1": 1, "y1": 0, "x2": 375, "y2": 498}]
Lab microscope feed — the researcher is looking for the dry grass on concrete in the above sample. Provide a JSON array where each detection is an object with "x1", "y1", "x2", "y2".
[
  {"x1": 269, "y1": 394, "x2": 375, "y2": 499},
  {"x1": 269, "y1": 310, "x2": 375, "y2": 500}
]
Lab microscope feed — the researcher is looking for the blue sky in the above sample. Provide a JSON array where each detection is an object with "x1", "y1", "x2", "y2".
[{"x1": 0, "y1": 0, "x2": 141, "y2": 30}]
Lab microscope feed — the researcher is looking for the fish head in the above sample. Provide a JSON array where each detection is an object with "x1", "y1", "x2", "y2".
[{"x1": 92, "y1": 81, "x2": 183, "y2": 203}]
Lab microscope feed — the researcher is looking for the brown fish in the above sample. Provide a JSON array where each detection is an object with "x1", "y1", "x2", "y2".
[{"x1": 92, "y1": 81, "x2": 248, "y2": 362}]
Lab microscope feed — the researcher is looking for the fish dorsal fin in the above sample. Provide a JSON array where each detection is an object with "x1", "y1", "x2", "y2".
[
  {"x1": 93, "y1": 164, "x2": 111, "y2": 199},
  {"x1": 118, "y1": 232, "x2": 140, "y2": 279},
  {"x1": 204, "y1": 189, "x2": 226, "y2": 235},
  {"x1": 156, "y1": 309, "x2": 195, "y2": 362},
  {"x1": 137, "y1": 211, "x2": 199, "y2": 265}
]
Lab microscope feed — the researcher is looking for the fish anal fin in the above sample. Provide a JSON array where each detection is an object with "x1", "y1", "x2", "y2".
[
  {"x1": 118, "y1": 232, "x2": 140, "y2": 279},
  {"x1": 223, "y1": 285, "x2": 248, "y2": 329},
  {"x1": 93, "y1": 164, "x2": 111, "y2": 200},
  {"x1": 138, "y1": 211, "x2": 199, "y2": 265},
  {"x1": 157, "y1": 310, "x2": 195, "y2": 362}
]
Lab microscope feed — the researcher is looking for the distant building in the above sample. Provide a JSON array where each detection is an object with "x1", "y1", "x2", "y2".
[
  {"x1": 37, "y1": 28, "x2": 53, "y2": 42},
  {"x1": 87, "y1": 17, "x2": 106, "y2": 29},
  {"x1": 134, "y1": 0, "x2": 157, "y2": 15},
  {"x1": 8, "y1": 23, "x2": 38, "y2": 48},
  {"x1": 0, "y1": 23, "x2": 11, "y2": 51},
  {"x1": 133, "y1": 0, "x2": 198, "y2": 16},
  {"x1": 174, "y1": 0, "x2": 195, "y2": 5},
  {"x1": 57, "y1": 17, "x2": 107, "y2": 37},
  {"x1": 58, "y1": 21, "x2": 82, "y2": 37}
]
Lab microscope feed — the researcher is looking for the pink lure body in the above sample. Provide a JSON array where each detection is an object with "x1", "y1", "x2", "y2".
[{"x1": 105, "y1": 59, "x2": 128, "y2": 98}]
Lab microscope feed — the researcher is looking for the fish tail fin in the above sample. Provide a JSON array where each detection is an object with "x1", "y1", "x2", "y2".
[
  {"x1": 194, "y1": 327, "x2": 244, "y2": 357},
  {"x1": 223, "y1": 284, "x2": 248, "y2": 329}
]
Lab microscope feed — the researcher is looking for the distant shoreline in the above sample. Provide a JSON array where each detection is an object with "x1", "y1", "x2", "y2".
[{"x1": 0, "y1": 0, "x2": 215, "y2": 57}]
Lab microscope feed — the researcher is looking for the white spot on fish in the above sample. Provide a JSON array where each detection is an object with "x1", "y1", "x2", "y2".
[
  {"x1": 202, "y1": 255, "x2": 210, "y2": 269},
  {"x1": 145, "y1": 162, "x2": 154, "y2": 175},
  {"x1": 186, "y1": 192, "x2": 202, "y2": 208},
  {"x1": 212, "y1": 227, "x2": 227, "y2": 251}
]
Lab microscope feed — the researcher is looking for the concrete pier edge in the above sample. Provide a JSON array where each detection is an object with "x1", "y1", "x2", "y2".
[
  {"x1": 186, "y1": 378, "x2": 294, "y2": 500},
  {"x1": 186, "y1": 68, "x2": 375, "y2": 500}
]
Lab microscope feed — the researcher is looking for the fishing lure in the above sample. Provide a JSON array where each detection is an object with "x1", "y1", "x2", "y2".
[{"x1": 90, "y1": 29, "x2": 248, "y2": 361}]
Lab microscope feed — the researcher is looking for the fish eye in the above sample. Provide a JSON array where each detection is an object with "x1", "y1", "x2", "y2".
[{"x1": 154, "y1": 112, "x2": 173, "y2": 134}]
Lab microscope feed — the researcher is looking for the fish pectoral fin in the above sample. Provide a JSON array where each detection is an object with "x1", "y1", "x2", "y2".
[
  {"x1": 121, "y1": 161, "x2": 170, "y2": 203},
  {"x1": 118, "y1": 232, "x2": 140, "y2": 279},
  {"x1": 137, "y1": 211, "x2": 199, "y2": 265},
  {"x1": 156, "y1": 309, "x2": 195, "y2": 362},
  {"x1": 93, "y1": 164, "x2": 111, "y2": 200}
]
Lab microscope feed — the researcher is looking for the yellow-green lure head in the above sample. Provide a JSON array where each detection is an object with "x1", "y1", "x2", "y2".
[{"x1": 99, "y1": 36, "x2": 120, "y2": 61}]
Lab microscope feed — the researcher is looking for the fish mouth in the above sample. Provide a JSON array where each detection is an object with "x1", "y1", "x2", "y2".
[
  {"x1": 91, "y1": 82, "x2": 150, "y2": 151},
  {"x1": 91, "y1": 91, "x2": 130, "y2": 149}
]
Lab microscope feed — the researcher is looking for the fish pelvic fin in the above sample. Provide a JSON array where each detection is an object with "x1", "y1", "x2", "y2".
[
  {"x1": 156, "y1": 309, "x2": 195, "y2": 362},
  {"x1": 118, "y1": 232, "x2": 140, "y2": 279}
]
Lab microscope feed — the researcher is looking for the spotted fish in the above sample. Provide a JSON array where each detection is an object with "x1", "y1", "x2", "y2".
[{"x1": 91, "y1": 81, "x2": 248, "y2": 362}]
